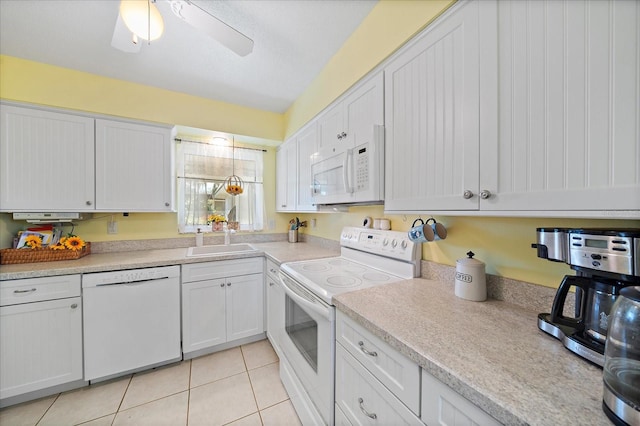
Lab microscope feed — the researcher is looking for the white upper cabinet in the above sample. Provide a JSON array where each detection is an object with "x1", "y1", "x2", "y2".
[
  {"x1": 384, "y1": 0, "x2": 639, "y2": 217},
  {"x1": 0, "y1": 105, "x2": 95, "y2": 211},
  {"x1": 276, "y1": 138, "x2": 297, "y2": 212},
  {"x1": 317, "y1": 71, "x2": 384, "y2": 155},
  {"x1": 95, "y1": 119, "x2": 173, "y2": 211},
  {"x1": 0, "y1": 103, "x2": 174, "y2": 213},
  {"x1": 384, "y1": 0, "x2": 485, "y2": 212},
  {"x1": 296, "y1": 123, "x2": 318, "y2": 211},
  {"x1": 276, "y1": 120, "x2": 319, "y2": 213},
  {"x1": 483, "y1": 0, "x2": 640, "y2": 214}
]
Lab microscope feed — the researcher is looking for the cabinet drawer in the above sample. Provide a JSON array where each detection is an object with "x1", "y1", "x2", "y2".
[
  {"x1": 182, "y1": 258, "x2": 264, "y2": 283},
  {"x1": 336, "y1": 344, "x2": 423, "y2": 425},
  {"x1": 266, "y1": 259, "x2": 279, "y2": 280},
  {"x1": 0, "y1": 275, "x2": 81, "y2": 306},
  {"x1": 337, "y1": 311, "x2": 420, "y2": 414},
  {"x1": 421, "y1": 370, "x2": 500, "y2": 426}
]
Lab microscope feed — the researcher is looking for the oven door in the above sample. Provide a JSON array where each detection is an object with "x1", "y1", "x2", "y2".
[{"x1": 278, "y1": 271, "x2": 335, "y2": 425}]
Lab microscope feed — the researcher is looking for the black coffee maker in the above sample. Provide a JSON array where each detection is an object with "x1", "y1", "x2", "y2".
[{"x1": 533, "y1": 228, "x2": 640, "y2": 366}]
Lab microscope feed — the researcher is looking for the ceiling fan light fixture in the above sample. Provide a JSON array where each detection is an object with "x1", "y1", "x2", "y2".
[{"x1": 120, "y1": 0, "x2": 164, "y2": 42}]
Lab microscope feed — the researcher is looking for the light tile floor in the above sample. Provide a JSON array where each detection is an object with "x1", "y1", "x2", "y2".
[{"x1": 0, "y1": 339, "x2": 301, "y2": 426}]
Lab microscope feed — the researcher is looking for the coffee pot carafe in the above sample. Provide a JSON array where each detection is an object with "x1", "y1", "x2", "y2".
[
  {"x1": 551, "y1": 276, "x2": 626, "y2": 345},
  {"x1": 602, "y1": 286, "x2": 640, "y2": 426}
]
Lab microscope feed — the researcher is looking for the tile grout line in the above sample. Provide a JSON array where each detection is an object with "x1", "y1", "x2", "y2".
[
  {"x1": 34, "y1": 392, "x2": 60, "y2": 426},
  {"x1": 186, "y1": 359, "x2": 192, "y2": 426},
  {"x1": 240, "y1": 344, "x2": 264, "y2": 425}
]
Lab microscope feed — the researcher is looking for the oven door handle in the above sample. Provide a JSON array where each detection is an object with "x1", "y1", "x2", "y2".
[{"x1": 279, "y1": 273, "x2": 333, "y2": 321}]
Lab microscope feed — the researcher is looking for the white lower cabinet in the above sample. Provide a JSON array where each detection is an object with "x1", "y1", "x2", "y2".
[
  {"x1": 265, "y1": 259, "x2": 285, "y2": 358},
  {"x1": 182, "y1": 259, "x2": 264, "y2": 356},
  {"x1": 336, "y1": 344, "x2": 423, "y2": 425},
  {"x1": 421, "y1": 370, "x2": 501, "y2": 426},
  {"x1": 0, "y1": 275, "x2": 83, "y2": 401}
]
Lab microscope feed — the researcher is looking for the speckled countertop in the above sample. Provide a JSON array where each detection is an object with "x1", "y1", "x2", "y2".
[
  {"x1": 1, "y1": 241, "x2": 610, "y2": 425},
  {"x1": 0, "y1": 241, "x2": 340, "y2": 280},
  {"x1": 334, "y1": 279, "x2": 609, "y2": 426}
]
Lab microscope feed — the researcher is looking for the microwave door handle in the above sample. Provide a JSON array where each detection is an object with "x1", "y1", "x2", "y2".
[
  {"x1": 343, "y1": 149, "x2": 354, "y2": 193},
  {"x1": 278, "y1": 273, "x2": 332, "y2": 321}
]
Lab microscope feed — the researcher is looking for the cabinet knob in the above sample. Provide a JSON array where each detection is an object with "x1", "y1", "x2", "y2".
[
  {"x1": 480, "y1": 189, "x2": 492, "y2": 199},
  {"x1": 463, "y1": 190, "x2": 474, "y2": 199},
  {"x1": 340, "y1": 132, "x2": 347, "y2": 139},
  {"x1": 269, "y1": 281, "x2": 274, "y2": 286},
  {"x1": 86, "y1": 201, "x2": 92, "y2": 206},
  {"x1": 358, "y1": 398, "x2": 377, "y2": 419},
  {"x1": 336, "y1": 133, "x2": 342, "y2": 140},
  {"x1": 165, "y1": 202, "x2": 170, "y2": 207},
  {"x1": 281, "y1": 204, "x2": 286, "y2": 208},
  {"x1": 70, "y1": 303, "x2": 78, "y2": 309},
  {"x1": 227, "y1": 282, "x2": 231, "y2": 286},
  {"x1": 220, "y1": 283, "x2": 225, "y2": 287}
]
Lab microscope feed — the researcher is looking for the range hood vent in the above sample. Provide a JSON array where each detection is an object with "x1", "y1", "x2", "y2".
[{"x1": 12, "y1": 213, "x2": 90, "y2": 223}]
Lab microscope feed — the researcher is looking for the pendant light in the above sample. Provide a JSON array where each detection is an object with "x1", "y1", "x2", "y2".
[
  {"x1": 120, "y1": 0, "x2": 164, "y2": 42},
  {"x1": 224, "y1": 137, "x2": 244, "y2": 196}
]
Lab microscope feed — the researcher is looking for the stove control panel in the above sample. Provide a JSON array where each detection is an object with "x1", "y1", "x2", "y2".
[{"x1": 340, "y1": 227, "x2": 421, "y2": 262}]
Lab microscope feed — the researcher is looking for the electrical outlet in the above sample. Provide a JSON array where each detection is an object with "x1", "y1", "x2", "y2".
[
  {"x1": 107, "y1": 220, "x2": 118, "y2": 234},
  {"x1": 311, "y1": 218, "x2": 317, "y2": 228}
]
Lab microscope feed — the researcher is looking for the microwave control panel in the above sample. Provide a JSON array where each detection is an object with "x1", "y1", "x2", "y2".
[{"x1": 355, "y1": 147, "x2": 369, "y2": 191}]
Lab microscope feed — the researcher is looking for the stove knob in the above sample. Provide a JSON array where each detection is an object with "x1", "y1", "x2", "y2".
[
  {"x1": 401, "y1": 240, "x2": 407, "y2": 249},
  {"x1": 382, "y1": 238, "x2": 389, "y2": 246},
  {"x1": 391, "y1": 239, "x2": 397, "y2": 248}
]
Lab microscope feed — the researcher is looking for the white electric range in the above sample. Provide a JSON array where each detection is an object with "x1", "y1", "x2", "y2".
[{"x1": 275, "y1": 226, "x2": 422, "y2": 425}]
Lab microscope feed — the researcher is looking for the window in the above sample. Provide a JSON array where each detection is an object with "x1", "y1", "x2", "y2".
[{"x1": 176, "y1": 140, "x2": 264, "y2": 233}]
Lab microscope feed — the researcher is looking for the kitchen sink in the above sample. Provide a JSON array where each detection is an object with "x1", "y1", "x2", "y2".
[{"x1": 186, "y1": 243, "x2": 259, "y2": 257}]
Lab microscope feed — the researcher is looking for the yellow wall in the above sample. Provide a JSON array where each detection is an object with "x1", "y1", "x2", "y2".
[
  {"x1": 0, "y1": 55, "x2": 283, "y2": 141},
  {"x1": 284, "y1": 0, "x2": 455, "y2": 137},
  {"x1": 292, "y1": 207, "x2": 639, "y2": 288}
]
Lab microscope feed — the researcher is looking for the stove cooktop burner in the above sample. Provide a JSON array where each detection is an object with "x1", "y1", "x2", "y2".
[
  {"x1": 302, "y1": 264, "x2": 330, "y2": 272},
  {"x1": 362, "y1": 272, "x2": 392, "y2": 282},
  {"x1": 326, "y1": 275, "x2": 362, "y2": 287}
]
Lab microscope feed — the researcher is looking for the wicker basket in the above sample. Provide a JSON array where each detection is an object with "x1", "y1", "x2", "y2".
[{"x1": 0, "y1": 243, "x2": 91, "y2": 265}]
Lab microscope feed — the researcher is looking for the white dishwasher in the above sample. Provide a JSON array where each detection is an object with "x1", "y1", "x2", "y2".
[{"x1": 82, "y1": 265, "x2": 181, "y2": 381}]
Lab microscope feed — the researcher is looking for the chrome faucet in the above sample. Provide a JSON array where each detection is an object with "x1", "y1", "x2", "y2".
[{"x1": 224, "y1": 224, "x2": 231, "y2": 245}]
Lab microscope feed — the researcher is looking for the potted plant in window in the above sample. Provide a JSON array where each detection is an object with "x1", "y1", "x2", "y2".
[
  {"x1": 227, "y1": 206, "x2": 239, "y2": 231},
  {"x1": 207, "y1": 214, "x2": 226, "y2": 232}
]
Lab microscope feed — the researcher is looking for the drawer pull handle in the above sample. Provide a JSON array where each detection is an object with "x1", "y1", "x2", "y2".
[
  {"x1": 358, "y1": 398, "x2": 377, "y2": 419},
  {"x1": 358, "y1": 341, "x2": 377, "y2": 357},
  {"x1": 14, "y1": 288, "x2": 37, "y2": 294}
]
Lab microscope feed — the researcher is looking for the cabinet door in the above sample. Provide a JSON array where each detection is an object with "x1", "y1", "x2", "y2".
[
  {"x1": 95, "y1": 119, "x2": 173, "y2": 212},
  {"x1": 266, "y1": 274, "x2": 285, "y2": 358},
  {"x1": 421, "y1": 369, "x2": 500, "y2": 426},
  {"x1": 181, "y1": 279, "x2": 226, "y2": 353},
  {"x1": 296, "y1": 123, "x2": 318, "y2": 211},
  {"x1": 226, "y1": 273, "x2": 264, "y2": 342},
  {"x1": 343, "y1": 72, "x2": 384, "y2": 153},
  {"x1": 276, "y1": 140, "x2": 297, "y2": 212},
  {"x1": 317, "y1": 102, "x2": 344, "y2": 151},
  {"x1": 384, "y1": 0, "x2": 483, "y2": 212},
  {"x1": 336, "y1": 344, "x2": 422, "y2": 425},
  {"x1": 482, "y1": 0, "x2": 640, "y2": 212},
  {"x1": 0, "y1": 105, "x2": 95, "y2": 211},
  {"x1": 0, "y1": 297, "x2": 83, "y2": 399}
]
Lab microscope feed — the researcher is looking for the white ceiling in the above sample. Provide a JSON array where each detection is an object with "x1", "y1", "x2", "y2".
[{"x1": 0, "y1": 0, "x2": 377, "y2": 114}]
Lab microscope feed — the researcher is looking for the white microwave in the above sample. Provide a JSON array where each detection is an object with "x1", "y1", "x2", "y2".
[{"x1": 310, "y1": 125, "x2": 384, "y2": 205}]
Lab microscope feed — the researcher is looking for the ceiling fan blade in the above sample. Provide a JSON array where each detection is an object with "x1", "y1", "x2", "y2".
[
  {"x1": 169, "y1": 1, "x2": 254, "y2": 57},
  {"x1": 111, "y1": 12, "x2": 141, "y2": 53}
]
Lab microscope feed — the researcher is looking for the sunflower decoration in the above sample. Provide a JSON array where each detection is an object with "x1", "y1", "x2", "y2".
[
  {"x1": 24, "y1": 235, "x2": 43, "y2": 249},
  {"x1": 50, "y1": 235, "x2": 86, "y2": 251},
  {"x1": 207, "y1": 214, "x2": 227, "y2": 224}
]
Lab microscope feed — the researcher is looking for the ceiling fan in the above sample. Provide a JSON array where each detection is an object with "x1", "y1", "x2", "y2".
[{"x1": 111, "y1": 0, "x2": 254, "y2": 56}]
